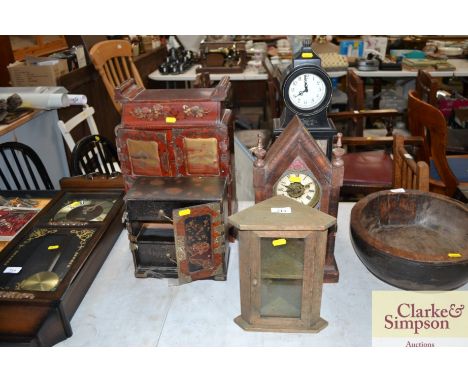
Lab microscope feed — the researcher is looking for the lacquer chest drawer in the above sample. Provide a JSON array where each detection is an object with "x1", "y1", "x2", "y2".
[
  {"x1": 122, "y1": 101, "x2": 221, "y2": 127},
  {"x1": 125, "y1": 176, "x2": 227, "y2": 221}
]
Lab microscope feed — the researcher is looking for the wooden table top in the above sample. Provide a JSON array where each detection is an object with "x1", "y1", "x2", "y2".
[{"x1": 0, "y1": 109, "x2": 41, "y2": 138}]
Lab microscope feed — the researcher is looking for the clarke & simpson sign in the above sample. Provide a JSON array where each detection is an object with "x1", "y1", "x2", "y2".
[{"x1": 372, "y1": 291, "x2": 468, "y2": 347}]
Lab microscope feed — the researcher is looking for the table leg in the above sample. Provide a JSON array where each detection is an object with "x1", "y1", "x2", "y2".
[{"x1": 373, "y1": 78, "x2": 382, "y2": 109}]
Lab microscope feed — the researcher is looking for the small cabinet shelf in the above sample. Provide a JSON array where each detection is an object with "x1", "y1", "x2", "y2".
[
  {"x1": 260, "y1": 237, "x2": 305, "y2": 318},
  {"x1": 261, "y1": 238, "x2": 304, "y2": 280}
]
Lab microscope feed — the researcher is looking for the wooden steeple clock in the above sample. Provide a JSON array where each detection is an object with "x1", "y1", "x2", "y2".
[{"x1": 253, "y1": 116, "x2": 344, "y2": 283}]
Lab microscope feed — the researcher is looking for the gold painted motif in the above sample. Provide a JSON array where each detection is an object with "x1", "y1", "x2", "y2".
[
  {"x1": 0, "y1": 291, "x2": 35, "y2": 299},
  {"x1": 175, "y1": 237, "x2": 186, "y2": 262},
  {"x1": 67, "y1": 229, "x2": 95, "y2": 267},
  {"x1": 4, "y1": 228, "x2": 57, "y2": 266},
  {"x1": 182, "y1": 105, "x2": 209, "y2": 118},
  {"x1": 130, "y1": 104, "x2": 167, "y2": 120}
]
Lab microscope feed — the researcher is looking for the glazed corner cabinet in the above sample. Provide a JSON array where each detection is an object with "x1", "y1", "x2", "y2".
[{"x1": 228, "y1": 195, "x2": 336, "y2": 333}]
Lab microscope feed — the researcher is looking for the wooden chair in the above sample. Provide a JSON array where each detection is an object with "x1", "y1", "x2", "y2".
[
  {"x1": 327, "y1": 71, "x2": 407, "y2": 198},
  {"x1": 0, "y1": 142, "x2": 54, "y2": 190},
  {"x1": 71, "y1": 135, "x2": 120, "y2": 177},
  {"x1": 329, "y1": 70, "x2": 403, "y2": 137},
  {"x1": 415, "y1": 69, "x2": 439, "y2": 106},
  {"x1": 89, "y1": 39, "x2": 144, "y2": 114},
  {"x1": 57, "y1": 105, "x2": 99, "y2": 152},
  {"x1": 337, "y1": 135, "x2": 424, "y2": 198},
  {"x1": 262, "y1": 57, "x2": 283, "y2": 119},
  {"x1": 193, "y1": 71, "x2": 212, "y2": 88},
  {"x1": 407, "y1": 90, "x2": 468, "y2": 197},
  {"x1": 392, "y1": 134, "x2": 429, "y2": 192},
  {"x1": 414, "y1": 69, "x2": 468, "y2": 154}
]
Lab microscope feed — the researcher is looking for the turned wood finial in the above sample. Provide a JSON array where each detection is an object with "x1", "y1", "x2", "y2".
[
  {"x1": 252, "y1": 133, "x2": 266, "y2": 168},
  {"x1": 332, "y1": 133, "x2": 345, "y2": 167}
]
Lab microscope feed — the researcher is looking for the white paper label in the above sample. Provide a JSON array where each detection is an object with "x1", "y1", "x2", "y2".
[
  {"x1": 271, "y1": 207, "x2": 292, "y2": 214},
  {"x1": 390, "y1": 188, "x2": 406, "y2": 193},
  {"x1": 3, "y1": 267, "x2": 22, "y2": 274}
]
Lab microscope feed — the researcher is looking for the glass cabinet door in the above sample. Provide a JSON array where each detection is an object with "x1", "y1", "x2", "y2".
[{"x1": 259, "y1": 237, "x2": 304, "y2": 318}]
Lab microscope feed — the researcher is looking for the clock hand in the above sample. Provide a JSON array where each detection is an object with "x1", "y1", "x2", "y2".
[
  {"x1": 83, "y1": 201, "x2": 107, "y2": 213},
  {"x1": 295, "y1": 77, "x2": 309, "y2": 97}
]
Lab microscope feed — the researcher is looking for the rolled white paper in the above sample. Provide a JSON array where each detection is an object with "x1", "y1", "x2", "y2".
[
  {"x1": 67, "y1": 94, "x2": 87, "y2": 105},
  {"x1": 21, "y1": 93, "x2": 70, "y2": 109},
  {"x1": 1, "y1": 92, "x2": 70, "y2": 109}
]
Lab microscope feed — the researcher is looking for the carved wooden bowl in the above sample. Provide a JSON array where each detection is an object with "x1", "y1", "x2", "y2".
[{"x1": 350, "y1": 190, "x2": 468, "y2": 290}]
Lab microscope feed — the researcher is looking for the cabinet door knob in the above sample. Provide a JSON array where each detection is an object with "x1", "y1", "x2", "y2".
[{"x1": 252, "y1": 278, "x2": 258, "y2": 286}]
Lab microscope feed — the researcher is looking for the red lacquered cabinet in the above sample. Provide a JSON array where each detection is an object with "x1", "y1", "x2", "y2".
[{"x1": 115, "y1": 77, "x2": 235, "y2": 214}]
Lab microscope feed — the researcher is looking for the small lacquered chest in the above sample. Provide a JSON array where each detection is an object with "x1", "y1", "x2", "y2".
[
  {"x1": 115, "y1": 78, "x2": 236, "y2": 215},
  {"x1": 124, "y1": 176, "x2": 229, "y2": 283}
]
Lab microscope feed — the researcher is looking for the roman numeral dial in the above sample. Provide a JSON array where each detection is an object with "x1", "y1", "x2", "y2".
[{"x1": 274, "y1": 171, "x2": 321, "y2": 207}]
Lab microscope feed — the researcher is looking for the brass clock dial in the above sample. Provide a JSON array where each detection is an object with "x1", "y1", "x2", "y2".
[
  {"x1": 274, "y1": 171, "x2": 321, "y2": 207},
  {"x1": 51, "y1": 199, "x2": 115, "y2": 223}
]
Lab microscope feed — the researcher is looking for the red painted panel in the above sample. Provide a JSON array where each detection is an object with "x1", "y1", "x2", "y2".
[
  {"x1": 122, "y1": 101, "x2": 220, "y2": 128},
  {"x1": 173, "y1": 203, "x2": 224, "y2": 282}
]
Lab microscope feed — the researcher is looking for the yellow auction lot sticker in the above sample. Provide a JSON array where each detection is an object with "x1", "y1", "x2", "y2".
[{"x1": 372, "y1": 291, "x2": 468, "y2": 346}]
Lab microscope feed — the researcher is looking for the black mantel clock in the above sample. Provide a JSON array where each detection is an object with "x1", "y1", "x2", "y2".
[{"x1": 276, "y1": 39, "x2": 336, "y2": 159}]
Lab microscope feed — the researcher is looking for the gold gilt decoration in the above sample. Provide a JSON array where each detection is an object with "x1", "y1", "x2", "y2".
[
  {"x1": 182, "y1": 105, "x2": 209, "y2": 118},
  {"x1": 4, "y1": 228, "x2": 58, "y2": 266},
  {"x1": 175, "y1": 237, "x2": 186, "y2": 262},
  {"x1": 0, "y1": 291, "x2": 35, "y2": 299},
  {"x1": 67, "y1": 229, "x2": 95, "y2": 268},
  {"x1": 130, "y1": 104, "x2": 167, "y2": 120}
]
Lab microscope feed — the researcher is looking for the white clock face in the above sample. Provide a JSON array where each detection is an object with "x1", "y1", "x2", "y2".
[
  {"x1": 288, "y1": 73, "x2": 326, "y2": 110},
  {"x1": 274, "y1": 171, "x2": 321, "y2": 207}
]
